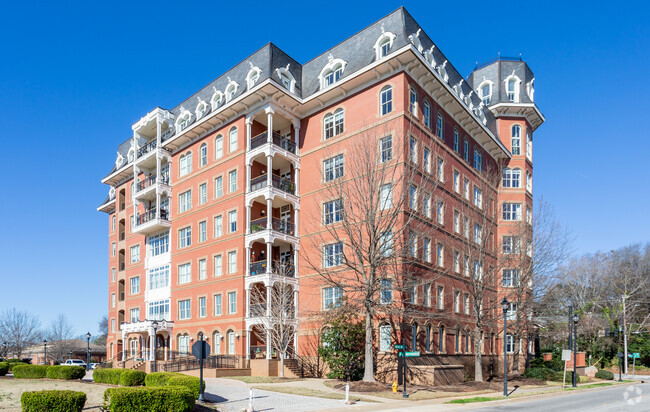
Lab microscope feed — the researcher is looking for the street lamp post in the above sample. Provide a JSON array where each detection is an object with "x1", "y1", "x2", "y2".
[
  {"x1": 43, "y1": 340, "x2": 47, "y2": 365},
  {"x1": 572, "y1": 314, "x2": 579, "y2": 387},
  {"x1": 501, "y1": 298, "x2": 509, "y2": 397},
  {"x1": 86, "y1": 332, "x2": 91, "y2": 370},
  {"x1": 152, "y1": 320, "x2": 158, "y2": 373}
]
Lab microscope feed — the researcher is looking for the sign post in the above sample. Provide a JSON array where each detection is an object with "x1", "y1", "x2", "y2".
[
  {"x1": 561, "y1": 349, "x2": 571, "y2": 388},
  {"x1": 192, "y1": 334, "x2": 210, "y2": 402},
  {"x1": 395, "y1": 341, "x2": 408, "y2": 398},
  {"x1": 629, "y1": 353, "x2": 640, "y2": 376}
]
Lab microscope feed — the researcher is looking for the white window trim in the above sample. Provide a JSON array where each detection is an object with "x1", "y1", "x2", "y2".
[
  {"x1": 373, "y1": 31, "x2": 396, "y2": 60},
  {"x1": 504, "y1": 72, "x2": 522, "y2": 103},
  {"x1": 210, "y1": 88, "x2": 224, "y2": 110},
  {"x1": 275, "y1": 64, "x2": 296, "y2": 93},
  {"x1": 245, "y1": 65, "x2": 263, "y2": 90},
  {"x1": 175, "y1": 108, "x2": 193, "y2": 133},
  {"x1": 318, "y1": 56, "x2": 347, "y2": 89},
  {"x1": 225, "y1": 78, "x2": 239, "y2": 103}
]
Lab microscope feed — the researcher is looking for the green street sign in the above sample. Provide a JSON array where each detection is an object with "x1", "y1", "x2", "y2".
[
  {"x1": 405, "y1": 351, "x2": 420, "y2": 357},
  {"x1": 631, "y1": 353, "x2": 640, "y2": 359},
  {"x1": 394, "y1": 344, "x2": 407, "y2": 350}
]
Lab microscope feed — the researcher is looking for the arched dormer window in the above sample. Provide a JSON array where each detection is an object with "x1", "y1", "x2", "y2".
[
  {"x1": 245, "y1": 65, "x2": 262, "y2": 90},
  {"x1": 323, "y1": 108, "x2": 344, "y2": 140},
  {"x1": 504, "y1": 72, "x2": 522, "y2": 102},
  {"x1": 526, "y1": 78, "x2": 535, "y2": 101},
  {"x1": 373, "y1": 31, "x2": 396, "y2": 60},
  {"x1": 408, "y1": 28, "x2": 423, "y2": 53},
  {"x1": 424, "y1": 45, "x2": 436, "y2": 68},
  {"x1": 175, "y1": 108, "x2": 193, "y2": 133},
  {"x1": 437, "y1": 60, "x2": 449, "y2": 83},
  {"x1": 210, "y1": 89, "x2": 224, "y2": 111},
  {"x1": 109, "y1": 187, "x2": 116, "y2": 200},
  {"x1": 225, "y1": 79, "x2": 239, "y2": 103},
  {"x1": 275, "y1": 64, "x2": 296, "y2": 93},
  {"x1": 511, "y1": 125, "x2": 522, "y2": 155},
  {"x1": 127, "y1": 147, "x2": 135, "y2": 163},
  {"x1": 318, "y1": 56, "x2": 346, "y2": 89},
  {"x1": 477, "y1": 79, "x2": 494, "y2": 106},
  {"x1": 195, "y1": 99, "x2": 209, "y2": 120},
  {"x1": 115, "y1": 152, "x2": 124, "y2": 169}
]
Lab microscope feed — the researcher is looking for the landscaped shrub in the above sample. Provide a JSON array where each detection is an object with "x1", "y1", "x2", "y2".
[
  {"x1": 12, "y1": 364, "x2": 49, "y2": 379},
  {"x1": 93, "y1": 368, "x2": 124, "y2": 385},
  {"x1": 529, "y1": 354, "x2": 564, "y2": 371},
  {"x1": 7, "y1": 360, "x2": 26, "y2": 372},
  {"x1": 46, "y1": 365, "x2": 86, "y2": 380},
  {"x1": 596, "y1": 369, "x2": 614, "y2": 380},
  {"x1": 119, "y1": 370, "x2": 146, "y2": 386},
  {"x1": 145, "y1": 372, "x2": 203, "y2": 400},
  {"x1": 21, "y1": 390, "x2": 86, "y2": 412},
  {"x1": 523, "y1": 367, "x2": 556, "y2": 380},
  {"x1": 103, "y1": 386, "x2": 194, "y2": 412},
  {"x1": 0, "y1": 362, "x2": 9, "y2": 376}
]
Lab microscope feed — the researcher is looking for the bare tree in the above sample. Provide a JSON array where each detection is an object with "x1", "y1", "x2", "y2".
[
  {"x1": 45, "y1": 313, "x2": 74, "y2": 363},
  {"x1": 249, "y1": 263, "x2": 298, "y2": 377},
  {"x1": 0, "y1": 309, "x2": 41, "y2": 358},
  {"x1": 94, "y1": 315, "x2": 109, "y2": 347}
]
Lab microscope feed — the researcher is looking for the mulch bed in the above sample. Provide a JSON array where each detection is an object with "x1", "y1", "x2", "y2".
[{"x1": 332, "y1": 376, "x2": 546, "y2": 393}]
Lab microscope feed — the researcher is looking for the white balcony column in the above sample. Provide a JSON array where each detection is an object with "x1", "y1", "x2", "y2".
[
  {"x1": 246, "y1": 117, "x2": 253, "y2": 151},
  {"x1": 293, "y1": 123, "x2": 300, "y2": 155},
  {"x1": 156, "y1": 119, "x2": 162, "y2": 145},
  {"x1": 246, "y1": 329, "x2": 251, "y2": 360},
  {"x1": 294, "y1": 166, "x2": 300, "y2": 195},
  {"x1": 149, "y1": 329, "x2": 155, "y2": 361},
  {"x1": 245, "y1": 287, "x2": 251, "y2": 318},
  {"x1": 266, "y1": 107, "x2": 274, "y2": 144},
  {"x1": 245, "y1": 246, "x2": 251, "y2": 276},
  {"x1": 266, "y1": 285, "x2": 272, "y2": 317},
  {"x1": 266, "y1": 155, "x2": 272, "y2": 187},
  {"x1": 246, "y1": 162, "x2": 252, "y2": 192},
  {"x1": 294, "y1": 331, "x2": 299, "y2": 357},
  {"x1": 169, "y1": 330, "x2": 174, "y2": 360},
  {"x1": 293, "y1": 248, "x2": 299, "y2": 277},
  {"x1": 122, "y1": 330, "x2": 127, "y2": 360},
  {"x1": 156, "y1": 192, "x2": 161, "y2": 220},
  {"x1": 266, "y1": 241, "x2": 272, "y2": 270},
  {"x1": 293, "y1": 208, "x2": 299, "y2": 236},
  {"x1": 266, "y1": 198, "x2": 272, "y2": 231},
  {"x1": 164, "y1": 338, "x2": 168, "y2": 361},
  {"x1": 246, "y1": 205, "x2": 252, "y2": 234},
  {"x1": 266, "y1": 329, "x2": 272, "y2": 359}
]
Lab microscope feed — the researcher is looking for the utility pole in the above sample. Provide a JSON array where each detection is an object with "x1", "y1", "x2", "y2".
[
  {"x1": 623, "y1": 294, "x2": 628, "y2": 374},
  {"x1": 568, "y1": 305, "x2": 573, "y2": 350}
]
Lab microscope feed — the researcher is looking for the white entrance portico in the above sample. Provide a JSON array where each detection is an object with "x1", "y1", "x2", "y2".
[{"x1": 121, "y1": 320, "x2": 174, "y2": 362}]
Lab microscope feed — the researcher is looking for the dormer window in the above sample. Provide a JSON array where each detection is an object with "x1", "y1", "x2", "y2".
[
  {"x1": 127, "y1": 147, "x2": 135, "y2": 163},
  {"x1": 210, "y1": 90, "x2": 224, "y2": 111},
  {"x1": 504, "y1": 73, "x2": 522, "y2": 103},
  {"x1": 246, "y1": 66, "x2": 262, "y2": 90},
  {"x1": 438, "y1": 61, "x2": 449, "y2": 83},
  {"x1": 176, "y1": 109, "x2": 193, "y2": 133},
  {"x1": 507, "y1": 79, "x2": 516, "y2": 101},
  {"x1": 481, "y1": 84, "x2": 491, "y2": 105},
  {"x1": 115, "y1": 152, "x2": 124, "y2": 169},
  {"x1": 225, "y1": 80, "x2": 239, "y2": 103},
  {"x1": 275, "y1": 64, "x2": 296, "y2": 93},
  {"x1": 374, "y1": 31, "x2": 396, "y2": 60},
  {"x1": 195, "y1": 100, "x2": 209, "y2": 120},
  {"x1": 318, "y1": 57, "x2": 347, "y2": 89}
]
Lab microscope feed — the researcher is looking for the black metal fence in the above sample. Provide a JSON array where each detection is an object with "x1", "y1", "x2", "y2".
[{"x1": 160, "y1": 354, "x2": 239, "y2": 372}]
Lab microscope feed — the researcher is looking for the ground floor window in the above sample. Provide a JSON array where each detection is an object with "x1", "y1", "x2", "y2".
[
  {"x1": 228, "y1": 330, "x2": 235, "y2": 354},
  {"x1": 379, "y1": 324, "x2": 391, "y2": 352},
  {"x1": 506, "y1": 334, "x2": 515, "y2": 353},
  {"x1": 214, "y1": 332, "x2": 221, "y2": 354},
  {"x1": 179, "y1": 335, "x2": 190, "y2": 355}
]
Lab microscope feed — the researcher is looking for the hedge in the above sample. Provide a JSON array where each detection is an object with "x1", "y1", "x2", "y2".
[
  {"x1": 0, "y1": 362, "x2": 9, "y2": 376},
  {"x1": 7, "y1": 360, "x2": 26, "y2": 372},
  {"x1": 144, "y1": 372, "x2": 203, "y2": 400},
  {"x1": 12, "y1": 364, "x2": 49, "y2": 379},
  {"x1": 596, "y1": 369, "x2": 614, "y2": 380},
  {"x1": 45, "y1": 365, "x2": 86, "y2": 380},
  {"x1": 93, "y1": 368, "x2": 124, "y2": 385},
  {"x1": 21, "y1": 390, "x2": 86, "y2": 412},
  {"x1": 103, "y1": 386, "x2": 194, "y2": 412},
  {"x1": 119, "y1": 370, "x2": 146, "y2": 386},
  {"x1": 523, "y1": 367, "x2": 556, "y2": 381}
]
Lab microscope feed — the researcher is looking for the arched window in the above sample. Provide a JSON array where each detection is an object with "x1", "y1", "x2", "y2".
[
  {"x1": 526, "y1": 171, "x2": 532, "y2": 192},
  {"x1": 438, "y1": 325, "x2": 445, "y2": 353},
  {"x1": 379, "y1": 324, "x2": 391, "y2": 352},
  {"x1": 211, "y1": 90, "x2": 224, "y2": 111},
  {"x1": 455, "y1": 329, "x2": 460, "y2": 354},
  {"x1": 275, "y1": 64, "x2": 296, "y2": 93},
  {"x1": 409, "y1": 87, "x2": 417, "y2": 115},
  {"x1": 200, "y1": 143, "x2": 207, "y2": 167},
  {"x1": 324, "y1": 109, "x2": 344, "y2": 140},
  {"x1": 380, "y1": 86, "x2": 392, "y2": 115},
  {"x1": 507, "y1": 79, "x2": 516, "y2": 102},
  {"x1": 227, "y1": 330, "x2": 235, "y2": 354},
  {"x1": 179, "y1": 335, "x2": 190, "y2": 355},
  {"x1": 319, "y1": 57, "x2": 346, "y2": 89},
  {"x1": 179, "y1": 152, "x2": 192, "y2": 177},
  {"x1": 511, "y1": 125, "x2": 521, "y2": 155},
  {"x1": 526, "y1": 131, "x2": 533, "y2": 160},
  {"x1": 225, "y1": 80, "x2": 239, "y2": 103},
  {"x1": 213, "y1": 331, "x2": 221, "y2": 354},
  {"x1": 176, "y1": 110, "x2": 192, "y2": 132},
  {"x1": 127, "y1": 148, "x2": 134, "y2": 163},
  {"x1": 196, "y1": 100, "x2": 209, "y2": 120},
  {"x1": 481, "y1": 83, "x2": 491, "y2": 105},
  {"x1": 425, "y1": 324, "x2": 432, "y2": 352},
  {"x1": 215, "y1": 135, "x2": 223, "y2": 159},
  {"x1": 504, "y1": 73, "x2": 521, "y2": 103},
  {"x1": 229, "y1": 127, "x2": 238, "y2": 153},
  {"x1": 411, "y1": 323, "x2": 418, "y2": 351},
  {"x1": 436, "y1": 113, "x2": 444, "y2": 139},
  {"x1": 324, "y1": 64, "x2": 343, "y2": 87},
  {"x1": 374, "y1": 32, "x2": 396, "y2": 60},
  {"x1": 246, "y1": 66, "x2": 262, "y2": 90},
  {"x1": 423, "y1": 101, "x2": 431, "y2": 128},
  {"x1": 453, "y1": 128, "x2": 459, "y2": 152}
]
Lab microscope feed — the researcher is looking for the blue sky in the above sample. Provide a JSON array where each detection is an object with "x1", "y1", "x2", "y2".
[{"x1": 0, "y1": 0, "x2": 648, "y2": 336}]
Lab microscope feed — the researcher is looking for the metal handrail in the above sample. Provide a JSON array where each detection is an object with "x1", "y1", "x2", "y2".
[
  {"x1": 137, "y1": 140, "x2": 157, "y2": 158},
  {"x1": 136, "y1": 174, "x2": 170, "y2": 192},
  {"x1": 136, "y1": 208, "x2": 169, "y2": 226},
  {"x1": 160, "y1": 354, "x2": 238, "y2": 372},
  {"x1": 249, "y1": 260, "x2": 295, "y2": 277},
  {"x1": 249, "y1": 174, "x2": 295, "y2": 194},
  {"x1": 250, "y1": 131, "x2": 296, "y2": 154}
]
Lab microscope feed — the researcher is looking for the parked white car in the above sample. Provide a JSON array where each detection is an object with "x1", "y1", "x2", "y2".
[{"x1": 63, "y1": 359, "x2": 87, "y2": 368}]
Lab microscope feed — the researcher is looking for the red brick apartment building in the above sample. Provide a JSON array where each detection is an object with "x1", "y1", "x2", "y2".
[{"x1": 98, "y1": 7, "x2": 543, "y2": 377}]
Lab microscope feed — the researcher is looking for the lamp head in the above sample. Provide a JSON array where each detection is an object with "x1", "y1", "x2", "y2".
[
  {"x1": 501, "y1": 297, "x2": 509, "y2": 312},
  {"x1": 573, "y1": 314, "x2": 579, "y2": 323},
  {"x1": 86, "y1": 332, "x2": 91, "y2": 340}
]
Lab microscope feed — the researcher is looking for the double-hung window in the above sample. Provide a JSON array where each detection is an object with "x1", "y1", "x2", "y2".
[
  {"x1": 502, "y1": 203, "x2": 522, "y2": 221},
  {"x1": 380, "y1": 136, "x2": 392, "y2": 162},
  {"x1": 229, "y1": 127, "x2": 238, "y2": 152},
  {"x1": 228, "y1": 291, "x2": 237, "y2": 314},
  {"x1": 228, "y1": 210, "x2": 237, "y2": 232},
  {"x1": 323, "y1": 199, "x2": 343, "y2": 224},
  {"x1": 511, "y1": 125, "x2": 521, "y2": 155},
  {"x1": 380, "y1": 86, "x2": 392, "y2": 115},
  {"x1": 453, "y1": 129, "x2": 459, "y2": 152},
  {"x1": 214, "y1": 215, "x2": 223, "y2": 238},
  {"x1": 473, "y1": 187, "x2": 482, "y2": 209},
  {"x1": 199, "y1": 183, "x2": 207, "y2": 204},
  {"x1": 323, "y1": 243, "x2": 343, "y2": 267},
  {"x1": 380, "y1": 279, "x2": 392, "y2": 304},
  {"x1": 214, "y1": 176, "x2": 223, "y2": 198},
  {"x1": 228, "y1": 251, "x2": 237, "y2": 274},
  {"x1": 503, "y1": 269, "x2": 520, "y2": 287},
  {"x1": 474, "y1": 149, "x2": 482, "y2": 172},
  {"x1": 437, "y1": 243, "x2": 444, "y2": 267},
  {"x1": 463, "y1": 138, "x2": 469, "y2": 161},
  {"x1": 409, "y1": 87, "x2": 417, "y2": 115},
  {"x1": 423, "y1": 237, "x2": 431, "y2": 262},
  {"x1": 130, "y1": 245, "x2": 140, "y2": 263},
  {"x1": 436, "y1": 113, "x2": 444, "y2": 139},
  {"x1": 214, "y1": 255, "x2": 223, "y2": 277},
  {"x1": 178, "y1": 263, "x2": 191, "y2": 284},
  {"x1": 199, "y1": 259, "x2": 207, "y2": 280},
  {"x1": 215, "y1": 135, "x2": 223, "y2": 159},
  {"x1": 179, "y1": 299, "x2": 191, "y2": 320},
  {"x1": 179, "y1": 227, "x2": 191, "y2": 248},
  {"x1": 423, "y1": 101, "x2": 431, "y2": 128},
  {"x1": 324, "y1": 155, "x2": 344, "y2": 182},
  {"x1": 179, "y1": 152, "x2": 192, "y2": 176},
  {"x1": 323, "y1": 287, "x2": 343, "y2": 310},
  {"x1": 437, "y1": 286, "x2": 444, "y2": 310},
  {"x1": 130, "y1": 276, "x2": 140, "y2": 294},
  {"x1": 214, "y1": 294, "x2": 222, "y2": 315},
  {"x1": 324, "y1": 109, "x2": 344, "y2": 139},
  {"x1": 199, "y1": 297, "x2": 206, "y2": 317},
  {"x1": 409, "y1": 185, "x2": 417, "y2": 210},
  {"x1": 453, "y1": 171, "x2": 460, "y2": 192},
  {"x1": 229, "y1": 170, "x2": 237, "y2": 193},
  {"x1": 179, "y1": 190, "x2": 191, "y2": 213},
  {"x1": 437, "y1": 201, "x2": 444, "y2": 225},
  {"x1": 200, "y1": 143, "x2": 207, "y2": 166},
  {"x1": 380, "y1": 184, "x2": 393, "y2": 210},
  {"x1": 199, "y1": 221, "x2": 207, "y2": 242}
]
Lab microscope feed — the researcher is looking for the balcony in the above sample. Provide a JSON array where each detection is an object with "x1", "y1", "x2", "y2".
[
  {"x1": 135, "y1": 141, "x2": 171, "y2": 169},
  {"x1": 249, "y1": 260, "x2": 295, "y2": 277},
  {"x1": 137, "y1": 140, "x2": 158, "y2": 158},
  {"x1": 133, "y1": 208, "x2": 171, "y2": 235},
  {"x1": 250, "y1": 131, "x2": 296, "y2": 154},
  {"x1": 250, "y1": 174, "x2": 295, "y2": 195},
  {"x1": 249, "y1": 217, "x2": 295, "y2": 236},
  {"x1": 134, "y1": 174, "x2": 170, "y2": 201}
]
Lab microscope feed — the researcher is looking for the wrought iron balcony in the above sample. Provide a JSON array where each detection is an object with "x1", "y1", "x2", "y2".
[
  {"x1": 249, "y1": 260, "x2": 295, "y2": 277},
  {"x1": 250, "y1": 131, "x2": 296, "y2": 154},
  {"x1": 136, "y1": 208, "x2": 169, "y2": 226},
  {"x1": 135, "y1": 174, "x2": 170, "y2": 192},
  {"x1": 249, "y1": 174, "x2": 295, "y2": 195},
  {"x1": 249, "y1": 217, "x2": 294, "y2": 236},
  {"x1": 137, "y1": 140, "x2": 157, "y2": 158}
]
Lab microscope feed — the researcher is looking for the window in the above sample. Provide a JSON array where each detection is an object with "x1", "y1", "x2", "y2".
[
  {"x1": 473, "y1": 149, "x2": 482, "y2": 172},
  {"x1": 380, "y1": 184, "x2": 393, "y2": 210},
  {"x1": 463, "y1": 217, "x2": 470, "y2": 239},
  {"x1": 380, "y1": 86, "x2": 392, "y2": 115},
  {"x1": 214, "y1": 255, "x2": 223, "y2": 277},
  {"x1": 323, "y1": 63, "x2": 343, "y2": 87},
  {"x1": 473, "y1": 187, "x2": 482, "y2": 208},
  {"x1": 436, "y1": 113, "x2": 444, "y2": 139},
  {"x1": 199, "y1": 296, "x2": 206, "y2": 317},
  {"x1": 130, "y1": 276, "x2": 140, "y2": 294},
  {"x1": 502, "y1": 168, "x2": 521, "y2": 188},
  {"x1": 423, "y1": 193, "x2": 431, "y2": 218},
  {"x1": 502, "y1": 203, "x2": 522, "y2": 221},
  {"x1": 130, "y1": 308, "x2": 140, "y2": 323},
  {"x1": 409, "y1": 87, "x2": 417, "y2": 115},
  {"x1": 200, "y1": 143, "x2": 207, "y2": 167},
  {"x1": 507, "y1": 79, "x2": 517, "y2": 102},
  {"x1": 463, "y1": 179, "x2": 470, "y2": 200},
  {"x1": 214, "y1": 294, "x2": 222, "y2": 315},
  {"x1": 148, "y1": 265, "x2": 170, "y2": 289},
  {"x1": 215, "y1": 135, "x2": 223, "y2": 159},
  {"x1": 437, "y1": 286, "x2": 444, "y2": 310},
  {"x1": 229, "y1": 127, "x2": 238, "y2": 153},
  {"x1": 463, "y1": 138, "x2": 469, "y2": 161},
  {"x1": 379, "y1": 324, "x2": 391, "y2": 351},
  {"x1": 214, "y1": 216, "x2": 223, "y2": 238},
  {"x1": 473, "y1": 260, "x2": 482, "y2": 279},
  {"x1": 179, "y1": 263, "x2": 191, "y2": 284},
  {"x1": 380, "y1": 279, "x2": 392, "y2": 304},
  {"x1": 526, "y1": 131, "x2": 533, "y2": 160},
  {"x1": 423, "y1": 101, "x2": 431, "y2": 128},
  {"x1": 453, "y1": 130, "x2": 459, "y2": 152},
  {"x1": 453, "y1": 211, "x2": 460, "y2": 233},
  {"x1": 112, "y1": 242, "x2": 116, "y2": 257},
  {"x1": 474, "y1": 224, "x2": 482, "y2": 244},
  {"x1": 511, "y1": 125, "x2": 521, "y2": 155},
  {"x1": 503, "y1": 269, "x2": 520, "y2": 287},
  {"x1": 148, "y1": 299, "x2": 169, "y2": 321},
  {"x1": 228, "y1": 330, "x2": 235, "y2": 354},
  {"x1": 323, "y1": 243, "x2": 343, "y2": 267},
  {"x1": 526, "y1": 171, "x2": 532, "y2": 192},
  {"x1": 228, "y1": 291, "x2": 237, "y2": 314},
  {"x1": 214, "y1": 176, "x2": 223, "y2": 198},
  {"x1": 324, "y1": 109, "x2": 344, "y2": 139},
  {"x1": 437, "y1": 243, "x2": 444, "y2": 267},
  {"x1": 111, "y1": 215, "x2": 116, "y2": 232},
  {"x1": 506, "y1": 334, "x2": 515, "y2": 353},
  {"x1": 437, "y1": 158, "x2": 444, "y2": 182},
  {"x1": 130, "y1": 245, "x2": 140, "y2": 263},
  {"x1": 423, "y1": 284, "x2": 431, "y2": 307},
  {"x1": 324, "y1": 155, "x2": 344, "y2": 182},
  {"x1": 199, "y1": 184, "x2": 207, "y2": 204},
  {"x1": 111, "y1": 293, "x2": 116, "y2": 308},
  {"x1": 228, "y1": 210, "x2": 237, "y2": 232},
  {"x1": 423, "y1": 148, "x2": 430, "y2": 173},
  {"x1": 454, "y1": 291, "x2": 460, "y2": 313},
  {"x1": 229, "y1": 170, "x2": 237, "y2": 193},
  {"x1": 464, "y1": 255, "x2": 470, "y2": 277},
  {"x1": 179, "y1": 299, "x2": 191, "y2": 320},
  {"x1": 409, "y1": 231, "x2": 417, "y2": 258},
  {"x1": 228, "y1": 251, "x2": 237, "y2": 274},
  {"x1": 179, "y1": 152, "x2": 192, "y2": 177},
  {"x1": 437, "y1": 201, "x2": 444, "y2": 225},
  {"x1": 452, "y1": 171, "x2": 460, "y2": 193},
  {"x1": 503, "y1": 236, "x2": 521, "y2": 254},
  {"x1": 380, "y1": 136, "x2": 392, "y2": 162},
  {"x1": 179, "y1": 227, "x2": 191, "y2": 248},
  {"x1": 323, "y1": 287, "x2": 343, "y2": 310},
  {"x1": 179, "y1": 190, "x2": 192, "y2": 213},
  {"x1": 380, "y1": 230, "x2": 393, "y2": 256},
  {"x1": 178, "y1": 335, "x2": 190, "y2": 355},
  {"x1": 424, "y1": 237, "x2": 431, "y2": 262},
  {"x1": 111, "y1": 319, "x2": 115, "y2": 333},
  {"x1": 454, "y1": 251, "x2": 460, "y2": 273},
  {"x1": 464, "y1": 294, "x2": 470, "y2": 315},
  {"x1": 409, "y1": 137, "x2": 417, "y2": 163},
  {"x1": 481, "y1": 83, "x2": 491, "y2": 105},
  {"x1": 323, "y1": 199, "x2": 343, "y2": 224},
  {"x1": 409, "y1": 185, "x2": 417, "y2": 210},
  {"x1": 199, "y1": 259, "x2": 207, "y2": 280},
  {"x1": 527, "y1": 207, "x2": 532, "y2": 225},
  {"x1": 225, "y1": 81, "x2": 238, "y2": 102}
]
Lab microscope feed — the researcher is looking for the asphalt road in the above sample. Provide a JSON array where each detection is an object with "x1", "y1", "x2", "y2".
[{"x1": 473, "y1": 381, "x2": 650, "y2": 411}]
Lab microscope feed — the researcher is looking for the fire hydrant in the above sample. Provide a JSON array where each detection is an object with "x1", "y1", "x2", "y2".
[{"x1": 392, "y1": 381, "x2": 398, "y2": 393}]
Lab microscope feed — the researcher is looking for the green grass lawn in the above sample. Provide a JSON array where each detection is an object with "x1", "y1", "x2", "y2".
[
  {"x1": 565, "y1": 382, "x2": 614, "y2": 391},
  {"x1": 446, "y1": 396, "x2": 502, "y2": 404},
  {"x1": 223, "y1": 376, "x2": 304, "y2": 384}
]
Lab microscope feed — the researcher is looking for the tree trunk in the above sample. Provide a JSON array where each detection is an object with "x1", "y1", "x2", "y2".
[
  {"x1": 280, "y1": 353, "x2": 285, "y2": 378},
  {"x1": 362, "y1": 311, "x2": 375, "y2": 382},
  {"x1": 474, "y1": 333, "x2": 483, "y2": 382},
  {"x1": 513, "y1": 339, "x2": 520, "y2": 373}
]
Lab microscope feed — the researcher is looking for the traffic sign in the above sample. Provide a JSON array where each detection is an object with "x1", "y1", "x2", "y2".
[
  {"x1": 394, "y1": 344, "x2": 407, "y2": 350},
  {"x1": 192, "y1": 340, "x2": 210, "y2": 360},
  {"x1": 629, "y1": 353, "x2": 640, "y2": 359},
  {"x1": 405, "y1": 351, "x2": 420, "y2": 357}
]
